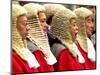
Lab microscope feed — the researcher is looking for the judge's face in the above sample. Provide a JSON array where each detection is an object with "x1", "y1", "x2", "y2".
[
  {"x1": 85, "y1": 16, "x2": 94, "y2": 38},
  {"x1": 16, "y1": 15, "x2": 30, "y2": 39},
  {"x1": 70, "y1": 18, "x2": 78, "y2": 41},
  {"x1": 38, "y1": 12, "x2": 47, "y2": 31}
]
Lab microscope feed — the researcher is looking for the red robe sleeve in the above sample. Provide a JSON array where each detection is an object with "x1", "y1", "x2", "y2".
[
  {"x1": 12, "y1": 50, "x2": 38, "y2": 74},
  {"x1": 32, "y1": 50, "x2": 54, "y2": 72}
]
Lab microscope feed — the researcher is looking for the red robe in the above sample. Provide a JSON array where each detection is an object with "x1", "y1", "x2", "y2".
[
  {"x1": 27, "y1": 38, "x2": 54, "y2": 72},
  {"x1": 77, "y1": 43, "x2": 96, "y2": 69},
  {"x1": 54, "y1": 43, "x2": 96, "y2": 71},
  {"x1": 54, "y1": 48, "x2": 85, "y2": 71},
  {"x1": 32, "y1": 50, "x2": 54, "y2": 72},
  {"x1": 12, "y1": 50, "x2": 38, "y2": 74}
]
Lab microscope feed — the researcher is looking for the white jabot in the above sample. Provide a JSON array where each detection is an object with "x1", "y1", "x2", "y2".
[
  {"x1": 24, "y1": 48, "x2": 40, "y2": 68},
  {"x1": 87, "y1": 38, "x2": 95, "y2": 62},
  {"x1": 44, "y1": 50, "x2": 57, "y2": 65}
]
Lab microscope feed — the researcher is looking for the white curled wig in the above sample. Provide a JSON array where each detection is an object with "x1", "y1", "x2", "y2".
[
  {"x1": 73, "y1": 7, "x2": 93, "y2": 52},
  {"x1": 44, "y1": 4, "x2": 66, "y2": 23},
  {"x1": 12, "y1": 4, "x2": 28, "y2": 61}
]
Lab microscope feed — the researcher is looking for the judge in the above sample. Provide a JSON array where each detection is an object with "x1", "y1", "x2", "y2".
[
  {"x1": 74, "y1": 7, "x2": 96, "y2": 69},
  {"x1": 12, "y1": 4, "x2": 40, "y2": 74},
  {"x1": 45, "y1": 4, "x2": 86, "y2": 71},
  {"x1": 23, "y1": 3, "x2": 57, "y2": 72}
]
